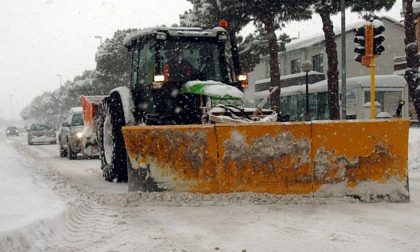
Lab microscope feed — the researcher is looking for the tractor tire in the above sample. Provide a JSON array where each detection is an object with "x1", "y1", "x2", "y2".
[
  {"x1": 60, "y1": 146, "x2": 67, "y2": 157},
  {"x1": 98, "y1": 94, "x2": 128, "y2": 182},
  {"x1": 68, "y1": 140, "x2": 77, "y2": 160}
]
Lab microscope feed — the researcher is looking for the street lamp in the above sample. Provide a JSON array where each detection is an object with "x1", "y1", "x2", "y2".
[
  {"x1": 56, "y1": 74, "x2": 62, "y2": 88},
  {"x1": 9, "y1": 94, "x2": 13, "y2": 121},
  {"x1": 94, "y1": 35, "x2": 103, "y2": 45},
  {"x1": 56, "y1": 74, "x2": 63, "y2": 126},
  {"x1": 301, "y1": 60, "x2": 313, "y2": 121}
]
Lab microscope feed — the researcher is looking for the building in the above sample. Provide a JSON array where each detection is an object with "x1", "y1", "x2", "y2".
[{"x1": 246, "y1": 16, "x2": 406, "y2": 106}]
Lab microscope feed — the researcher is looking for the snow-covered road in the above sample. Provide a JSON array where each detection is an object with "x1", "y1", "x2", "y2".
[{"x1": 1, "y1": 129, "x2": 420, "y2": 251}]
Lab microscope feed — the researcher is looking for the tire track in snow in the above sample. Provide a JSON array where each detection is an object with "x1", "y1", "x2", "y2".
[
  {"x1": 1, "y1": 137, "x2": 127, "y2": 251},
  {"x1": 1, "y1": 200, "x2": 124, "y2": 252}
]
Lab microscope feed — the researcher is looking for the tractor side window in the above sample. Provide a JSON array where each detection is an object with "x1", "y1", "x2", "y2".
[
  {"x1": 131, "y1": 46, "x2": 139, "y2": 89},
  {"x1": 138, "y1": 41, "x2": 154, "y2": 86}
]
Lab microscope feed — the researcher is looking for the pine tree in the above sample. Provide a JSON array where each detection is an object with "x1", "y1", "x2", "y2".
[
  {"x1": 95, "y1": 29, "x2": 136, "y2": 94},
  {"x1": 180, "y1": 0, "x2": 250, "y2": 77},
  {"x1": 401, "y1": 0, "x2": 420, "y2": 121},
  {"x1": 312, "y1": 0, "x2": 395, "y2": 120},
  {"x1": 246, "y1": 0, "x2": 312, "y2": 112}
]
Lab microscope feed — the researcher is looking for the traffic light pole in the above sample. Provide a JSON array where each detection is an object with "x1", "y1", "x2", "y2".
[{"x1": 370, "y1": 57, "x2": 376, "y2": 119}]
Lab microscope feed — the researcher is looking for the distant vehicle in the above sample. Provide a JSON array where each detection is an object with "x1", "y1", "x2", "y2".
[
  {"x1": 58, "y1": 107, "x2": 84, "y2": 159},
  {"x1": 254, "y1": 75, "x2": 409, "y2": 121},
  {"x1": 27, "y1": 123, "x2": 56, "y2": 145},
  {"x1": 6, "y1": 126, "x2": 19, "y2": 136}
]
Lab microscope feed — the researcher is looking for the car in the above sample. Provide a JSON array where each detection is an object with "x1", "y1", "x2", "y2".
[
  {"x1": 5, "y1": 126, "x2": 19, "y2": 136},
  {"x1": 58, "y1": 107, "x2": 84, "y2": 159},
  {"x1": 27, "y1": 123, "x2": 56, "y2": 145}
]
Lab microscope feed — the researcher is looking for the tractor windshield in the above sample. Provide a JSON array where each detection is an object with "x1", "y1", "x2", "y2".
[{"x1": 158, "y1": 39, "x2": 228, "y2": 83}]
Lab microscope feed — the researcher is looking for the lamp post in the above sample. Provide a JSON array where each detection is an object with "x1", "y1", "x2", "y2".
[
  {"x1": 9, "y1": 94, "x2": 13, "y2": 121},
  {"x1": 301, "y1": 61, "x2": 313, "y2": 121},
  {"x1": 56, "y1": 74, "x2": 62, "y2": 126},
  {"x1": 94, "y1": 35, "x2": 103, "y2": 45}
]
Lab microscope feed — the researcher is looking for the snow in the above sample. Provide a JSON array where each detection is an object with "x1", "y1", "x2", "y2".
[
  {"x1": 0, "y1": 137, "x2": 63, "y2": 233},
  {"x1": 185, "y1": 80, "x2": 245, "y2": 99},
  {"x1": 1, "y1": 128, "x2": 420, "y2": 251},
  {"x1": 123, "y1": 27, "x2": 225, "y2": 47},
  {"x1": 283, "y1": 16, "x2": 399, "y2": 54},
  {"x1": 111, "y1": 86, "x2": 136, "y2": 125},
  {"x1": 260, "y1": 75, "x2": 407, "y2": 98},
  {"x1": 70, "y1": 106, "x2": 83, "y2": 113}
]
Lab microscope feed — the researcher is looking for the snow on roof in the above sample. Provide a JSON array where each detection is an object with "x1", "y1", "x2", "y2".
[
  {"x1": 254, "y1": 75, "x2": 407, "y2": 99},
  {"x1": 414, "y1": 1, "x2": 420, "y2": 13},
  {"x1": 282, "y1": 16, "x2": 401, "y2": 54},
  {"x1": 255, "y1": 71, "x2": 324, "y2": 85},
  {"x1": 123, "y1": 27, "x2": 226, "y2": 47},
  {"x1": 70, "y1": 107, "x2": 83, "y2": 113},
  {"x1": 278, "y1": 75, "x2": 407, "y2": 96}
]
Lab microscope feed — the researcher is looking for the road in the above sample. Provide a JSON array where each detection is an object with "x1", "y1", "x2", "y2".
[{"x1": 1, "y1": 129, "x2": 420, "y2": 252}]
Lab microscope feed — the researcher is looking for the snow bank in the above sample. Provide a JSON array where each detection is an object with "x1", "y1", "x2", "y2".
[
  {"x1": 0, "y1": 138, "x2": 63, "y2": 233},
  {"x1": 409, "y1": 128, "x2": 420, "y2": 171}
]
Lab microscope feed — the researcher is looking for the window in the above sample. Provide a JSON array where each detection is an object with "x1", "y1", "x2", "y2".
[
  {"x1": 138, "y1": 41, "x2": 154, "y2": 85},
  {"x1": 312, "y1": 54, "x2": 323, "y2": 72},
  {"x1": 364, "y1": 91, "x2": 402, "y2": 115},
  {"x1": 71, "y1": 113, "x2": 84, "y2": 126},
  {"x1": 291, "y1": 59, "x2": 300, "y2": 74},
  {"x1": 255, "y1": 82, "x2": 271, "y2": 92},
  {"x1": 158, "y1": 40, "x2": 227, "y2": 83},
  {"x1": 131, "y1": 47, "x2": 139, "y2": 88}
]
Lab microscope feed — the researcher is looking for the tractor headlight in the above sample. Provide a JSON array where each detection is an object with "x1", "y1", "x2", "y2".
[
  {"x1": 238, "y1": 74, "x2": 248, "y2": 88},
  {"x1": 156, "y1": 32, "x2": 167, "y2": 40},
  {"x1": 154, "y1": 75, "x2": 165, "y2": 82},
  {"x1": 76, "y1": 132, "x2": 83, "y2": 138},
  {"x1": 238, "y1": 74, "x2": 247, "y2": 81}
]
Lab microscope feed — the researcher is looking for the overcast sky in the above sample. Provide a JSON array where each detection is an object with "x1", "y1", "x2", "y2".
[{"x1": 0, "y1": 0, "x2": 402, "y2": 120}]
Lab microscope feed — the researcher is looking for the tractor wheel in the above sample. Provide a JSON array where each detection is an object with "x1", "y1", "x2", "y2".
[
  {"x1": 67, "y1": 139, "x2": 77, "y2": 160},
  {"x1": 99, "y1": 94, "x2": 127, "y2": 182},
  {"x1": 60, "y1": 146, "x2": 67, "y2": 157}
]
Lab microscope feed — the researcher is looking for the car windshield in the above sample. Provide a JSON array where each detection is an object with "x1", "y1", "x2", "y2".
[
  {"x1": 7, "y1": 127, "x2": 17, "y2": 130},
  {"x1": 158, "y1": 39, "x2": 227, "y2": 83},
  {"x1": 31, "y1": 124, "x2": 51, "y2": 130},
  {"x1": 71, "y1": 113, "x2": 84, "y2": 126}
]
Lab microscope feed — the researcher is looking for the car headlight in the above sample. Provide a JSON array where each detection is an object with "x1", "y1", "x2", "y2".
[
  {"x1": 6, "y1": 130, "x2": 10, "y2": 133},
  {"x1": 76, "y1": 132, "x2": 83, "y2": 138}
]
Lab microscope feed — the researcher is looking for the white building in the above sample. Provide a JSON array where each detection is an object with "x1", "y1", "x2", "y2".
[{"x1": 246, "y1": 16, "x2": 406, "y2": 106}]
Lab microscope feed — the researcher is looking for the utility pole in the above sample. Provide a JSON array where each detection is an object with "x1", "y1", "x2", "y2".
[
  {"x1": 94, "y1": 35, "x2": 103, "y2": 46},
  {"x1": 9, "y1": 94, "x2": 13, "y2": 121},
  {"x1": 341, "y1": 0, "x2": 347, "y2": 120},
  {"x1": 56, "y1": 74, "x2": 63, "y2": 126}
]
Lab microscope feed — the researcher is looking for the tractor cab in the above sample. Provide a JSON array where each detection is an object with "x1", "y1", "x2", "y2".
[{"x1": 124, "y1": 27, "x2": 247, "y2": 125}]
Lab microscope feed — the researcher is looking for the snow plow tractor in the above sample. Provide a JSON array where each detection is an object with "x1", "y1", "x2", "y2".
[{"x1": 98, "y1": 26, "x2": 410, "y2": 202}]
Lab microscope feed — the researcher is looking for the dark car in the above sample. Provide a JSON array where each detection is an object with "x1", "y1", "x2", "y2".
[
  {"x1": 6, "y1": 126, "x2": 19, "y2": 136},
  {"x1": 27, "y1": 123, "x2": 57, "y2": 145}
]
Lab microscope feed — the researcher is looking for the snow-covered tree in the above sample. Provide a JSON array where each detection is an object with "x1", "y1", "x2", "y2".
[
  {"x1": 180, "y1": 0, "x2": 251, "y2": 77},
  {"x1": 402, "y1": 0, "x2": 420, "y2": 121},
  {"x1": 238, "y1": 28, "x2": 291, "y2": 74},
  {"x1": 311, "y1": 0, "x2": 395, "y2": 120},
  {"x1": 246, "y1": 0, "x2": 312, "y2": 112},
  {"x1": 95, "y1": 29, "x2": 137, "y2": 94}
]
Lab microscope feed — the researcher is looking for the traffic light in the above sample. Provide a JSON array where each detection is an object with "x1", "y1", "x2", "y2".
[
  {"x1": 353, "y1": 26, "x2": 366, "y2": 63},
  {"x1": 372, "y1": 19, "x2": 385, "y2": 55}
]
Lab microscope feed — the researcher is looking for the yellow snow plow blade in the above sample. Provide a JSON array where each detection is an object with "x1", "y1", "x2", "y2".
[{"x1": 123, "y1": 119, "x2": 409, "y2": 202}]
